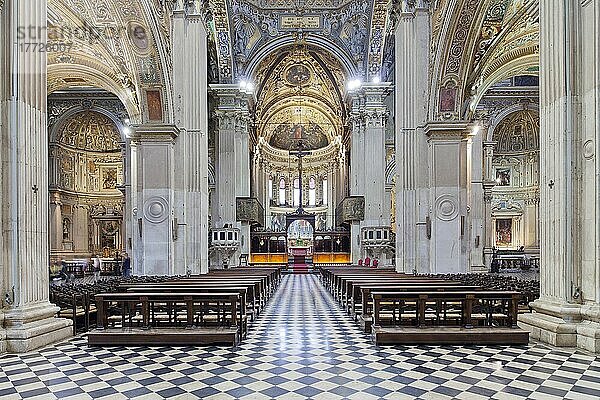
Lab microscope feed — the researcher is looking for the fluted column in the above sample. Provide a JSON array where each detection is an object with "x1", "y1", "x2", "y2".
[
  {"x1": 49, "y1": 193, "x2": 63, "y2": 252},
  {"x1": 394, "y1": 2, "x2": 431, "y2": 273},
  {"x1": 349, "y1": 83, "x2": 391, "y2": 261},
  {"x1": 210, "y1": 85, "x2": 252, "y2": 266},
  {"x1": 0, "y1": 0, "x2": 72, "y2": 353},
  {"x1": 518, "y1": 0, "x2": 600, "y2": 353},
  {"x1": 481, "y1": 141, "x2": 496, "y2": 270},
  {"x1": 172, "y1": 6, "x2": 210, "y2": 274}
]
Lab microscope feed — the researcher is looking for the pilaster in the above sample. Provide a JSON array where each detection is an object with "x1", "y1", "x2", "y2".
[
  {"x1": 425, "y1": 122, "x2": 469, "y2": 274},
  {"x1": 130, "y1": 125, "x2": 178, "y2": 275}
]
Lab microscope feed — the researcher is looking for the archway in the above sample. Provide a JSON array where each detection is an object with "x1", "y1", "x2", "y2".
[{"x1": 48, "y1": 90, "x2": 129, "y2": 277}]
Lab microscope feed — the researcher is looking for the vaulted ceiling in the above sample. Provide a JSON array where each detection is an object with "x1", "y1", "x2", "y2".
[{"x1": 253, "y1": 44, "x2": 347, "y2": 154}]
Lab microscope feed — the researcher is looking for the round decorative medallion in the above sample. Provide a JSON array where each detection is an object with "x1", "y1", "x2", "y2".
[
  {"x1": 285, "y1": 64, "x2": 311, "y2": 86},
  {"x1": 583, "y1": 139, "x2": 595, "y2": 160},
  {"x1": 143, "y1": 196, "x2": 169, "y2": 223},
  {"x1": 435, "y1": 194, "x2": 459, "y2": 221}
]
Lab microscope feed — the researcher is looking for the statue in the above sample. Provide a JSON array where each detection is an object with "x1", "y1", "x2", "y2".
[{"x1": 62, "y1": 219, "x2": 70, "y2": 240}]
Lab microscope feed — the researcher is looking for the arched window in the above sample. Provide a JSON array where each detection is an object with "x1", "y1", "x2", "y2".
[
  {"x1": 293, "y1": 178, "x2": 300, "y2": 207},
  {"x1": 322, "y1": 178, "x2": 328, "y2": 205},
  {"x1": 308, "y1": 177, "x2": 316, "y2": 206},
  {"x1": 279, "y1": 178, "x2": 286, "y2": 205}
]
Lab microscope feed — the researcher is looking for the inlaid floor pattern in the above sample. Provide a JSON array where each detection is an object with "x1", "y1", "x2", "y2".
[{"x1": 1, "y1": 274, "x2": 599, "y2": 399}]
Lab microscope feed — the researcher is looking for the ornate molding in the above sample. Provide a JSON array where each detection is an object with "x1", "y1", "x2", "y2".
[
  {"x1": 336, "y1": 196, "x2": 365, "y2": 225},
  {"x1": 236, "y1": 197, "x2": 265, "y2": 225}
]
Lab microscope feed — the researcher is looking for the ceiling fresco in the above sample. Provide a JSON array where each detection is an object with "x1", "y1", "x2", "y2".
[
  {"x1": 205, "y1": 0, "x2": 391, "y2": 82},
  {"x1": 253, "y1": 44, "x2": 346, "y2": 154}
]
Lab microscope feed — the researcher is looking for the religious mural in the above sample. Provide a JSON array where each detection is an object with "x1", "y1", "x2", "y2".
[
  {"x1": 268, "y1": 122, "x2": 329, "y2": 151},
  {"x1": 495, "y1": 219, "x2": 513, "y2": 247}
]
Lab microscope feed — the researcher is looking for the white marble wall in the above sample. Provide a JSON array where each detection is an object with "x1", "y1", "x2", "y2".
[{"x1": 0, "y1": 0, "x2": 71, "y2": 353}]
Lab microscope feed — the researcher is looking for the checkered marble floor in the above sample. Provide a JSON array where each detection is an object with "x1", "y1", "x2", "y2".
[{"x1": 2, "y1": 274, "x2": 599, "y2": 400}]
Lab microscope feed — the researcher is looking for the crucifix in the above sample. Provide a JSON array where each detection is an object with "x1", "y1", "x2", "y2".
[{"x1": 289, "y1": 140, "x2": 312, "y2": 214}]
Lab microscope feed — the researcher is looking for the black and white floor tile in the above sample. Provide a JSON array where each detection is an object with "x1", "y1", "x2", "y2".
[{"x1": 1, "y1": 274, "x2": 599, "y2": 399}]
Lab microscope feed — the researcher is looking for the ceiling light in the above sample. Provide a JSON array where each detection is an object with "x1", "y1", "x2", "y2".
[
  {"x1": 347, "y1": 79, "x2": 362, "y2": 91},
  {"x1": 372, "y1": 76, "x2": 381, "y2": 84}
]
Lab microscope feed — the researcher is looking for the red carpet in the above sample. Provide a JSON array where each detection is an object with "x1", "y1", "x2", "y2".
[{"x1": 290, "y1": 264, "x2": 310, "y2": 274}]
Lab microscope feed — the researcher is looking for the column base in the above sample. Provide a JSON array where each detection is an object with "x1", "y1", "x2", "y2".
[
  {"x1": 518, "y1": 299, "x2": 600, "y2": 353},
  {"x1": 3, "y1": 302, "x2": 73, "y2": 353},
  {"x1": 518, "y1": 312, "x2": 578, "y2": 347},
  {"x1": 0, "y1": 328, "x2": 6, "y2": 354}
]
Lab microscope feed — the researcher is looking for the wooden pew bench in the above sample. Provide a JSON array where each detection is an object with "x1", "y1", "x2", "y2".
[
  {"x1": 353, "y1": 283, "x2": 481, "y2": 332},
  {"x1": 370, "y1": 290, "x2": 529, "y2": 345},
  {"x1": 88, "y1": 292, "x2": 241, "y2": 346},
  {"x1": 120, "y1": 284, "x2": 251, "y2": 338}
]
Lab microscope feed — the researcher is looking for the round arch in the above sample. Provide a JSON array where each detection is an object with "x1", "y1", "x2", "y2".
[{"x1": 244, "y1": 36, "x2": 356, "y2": 80}]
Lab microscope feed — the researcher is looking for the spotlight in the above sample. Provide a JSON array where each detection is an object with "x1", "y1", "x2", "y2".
[{"x1": 372, "y1": 76, "x2": 381, "y2": 84}]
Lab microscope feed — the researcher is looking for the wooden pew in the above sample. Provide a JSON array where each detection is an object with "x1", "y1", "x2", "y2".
[
  {"x1": 354, "y1": 283, "x2": 481, "y2": 332},
  {"x1": 121, "y1": 284, "x2": 252, "y2": 337},
  {"x1": 89, "y1": 292, "x2": 241, "y2": 346},
  {"x1": 370, "y1": 290, "x2": 528, "y2": 345}
]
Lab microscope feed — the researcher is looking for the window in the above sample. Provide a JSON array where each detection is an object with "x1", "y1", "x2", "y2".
[
  {"x1": 293, "y1": 178, "x2": 300, "y2": 207},
  {"x1": 322, "y1": 178, "x2": 327, "y2": 205},
  {"x1": 268, "y1": 179, "x2": 273, "y2": 201},
  {"x1": 308, "y1": 177, "x2": 316, "y2": 206},
  {"x1": 279, "y1": 178, "x2": 286, "y2": 205}
]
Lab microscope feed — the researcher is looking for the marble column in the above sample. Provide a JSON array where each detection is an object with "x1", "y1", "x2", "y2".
[
  {"x1": 0, "y1": 0, "x2": 72, "y2": 353},
  {"x1": 49, "y1": 193, "x2": 63, "y2": 252},
  {"x1": 210, "y1": 85, "x2": 252, "y2": 265},
  {"x1": 394, "y1": 3, "x2": 430, "y2": 273},
  {"x1": 172, "y1": 6, "x2": 210, "y2": 274},
  {"x1": 468, "y1": 126, "x2": 485, "y2": 271},
  {"x1": 482, "y1": 141, "x2": 496, "y2": 270},
  {"x1": 425, "y1": 123, "x2": 469, "y2": 274},
  {"x1": 130, "y1": 125, "x2": 178, "y2": 276},
  {"x1": 518, "y1": 0, "x2": 600, "y2": 353},
  {"x1": 349, "y1": 83, "x2": 391, "y2": 261}
]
